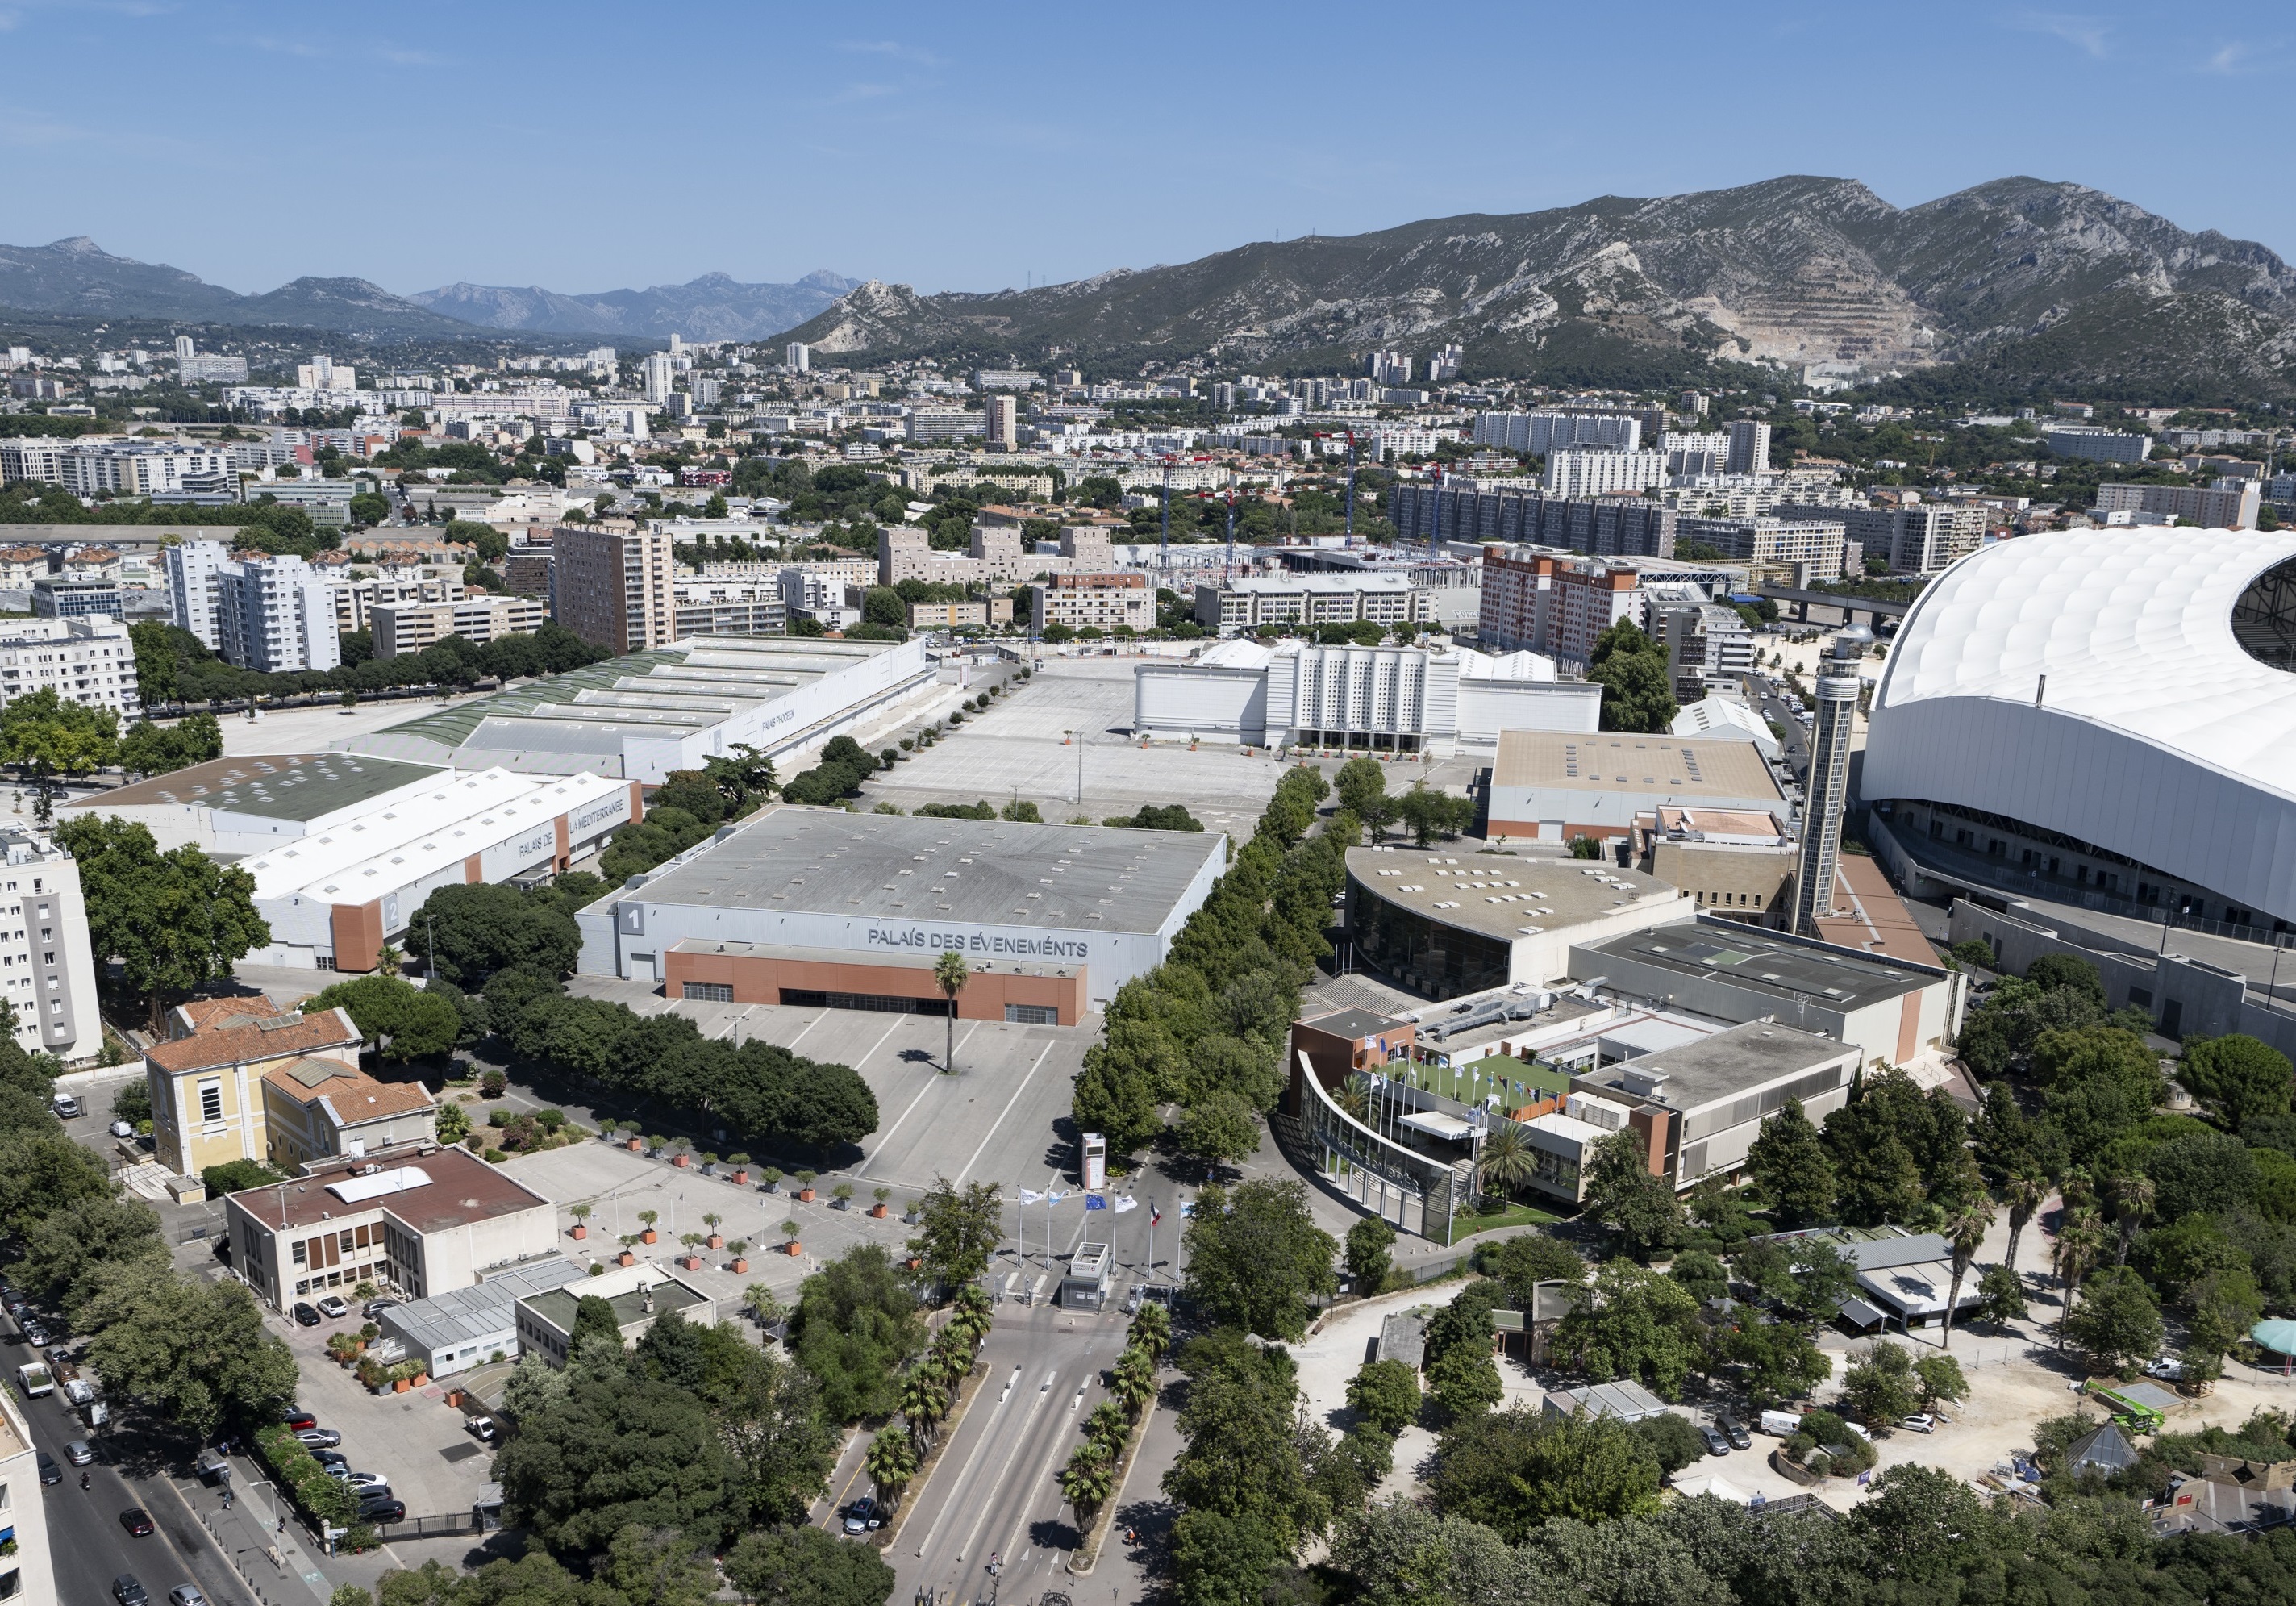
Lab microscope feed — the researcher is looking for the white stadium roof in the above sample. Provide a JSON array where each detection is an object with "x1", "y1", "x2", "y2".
[{"x1": 1864, "y1": 528, "x2": 2296, "y2": 922}]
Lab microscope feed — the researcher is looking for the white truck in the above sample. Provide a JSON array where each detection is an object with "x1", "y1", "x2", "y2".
[{"x1": 16, "y1": 1361, "x2": 53, "y2": 1398}]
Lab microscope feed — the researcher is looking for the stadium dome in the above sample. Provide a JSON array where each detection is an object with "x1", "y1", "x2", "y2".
[{"x1": 1862, "y1": 528, "x2": 2296, "y2": 929}]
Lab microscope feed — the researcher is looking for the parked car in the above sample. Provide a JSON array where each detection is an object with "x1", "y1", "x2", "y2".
[
  {"x1": 294, "y1": 1427, "x2": 341, "y2": 1449},
  {"x1": 169, "y1": 1587, "x2": 210, "y2": 1606},
  {"x1": 44, "y1": 1345, "x2": 72, "y2": 1368},
  {"x1": 109, "y1": 1119, "x2": 135, "y2": 1139},
  {"x1": 844, "y1": 1495, "x2": 877, "y2": 1534},
  {"x1": 292, "y1": 1304, "x2": 322, "y2": 1327},
  {"x1": 360, "y1": 1299, "x2": 400, "y2": 1319},
  {"x1": 1699, "y1": 1425, "x2": 1731, "y2": 1457},
  {"x1": 23, "y1": 1320, "x2": 48, "y2": 1346},
  {"x1": 281, "y1": 1408, "x2": 317, "y2": 1431},
  {"x1": 2144, "y1": 1355, "x2": 2186, "y2": 1382},
  {"x1": 315, "y1": 1295, "x2": 349, "y2": 1320},
  {"x1": 465, "y1": 1416, "x2": 498, "y2": 1444},
  {"x1": 112, "y1": 1576, "x2": 148, "y2": 1606},
  {"x1": 1902, "y1": 1414, "x2": 1937, "y2": 1435},
  {"x1": 65, "y1": 1439, "x2": 94, "y2": 1466},
  {"x1": 357, "y1": 1498, "x2": 406, "y2": 1525},
  {"x1": 1715, "y1": 1414, "x2": 1752, "y2": 1450},
  {"x1": 342, "y1": 1471, "x2": 388, "y2": 1491},
  {"x1": 52, "y1": 1093, "x2": 81, "y2": 1119},
  {"x1": 311, "y1": 1449, "x2": 348, "y2": 1470},
  {"x1": 119, "y1": 1508, "x2": 156, "y2": 1537},
  {"x1": 35, "y1": 1449, "x2": 59, "y2": 1484}
]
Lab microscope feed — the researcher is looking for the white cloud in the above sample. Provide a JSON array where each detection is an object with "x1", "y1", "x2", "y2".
[{"x1": 2009, "y1": 10, "x2": 2111, "y2": 57}]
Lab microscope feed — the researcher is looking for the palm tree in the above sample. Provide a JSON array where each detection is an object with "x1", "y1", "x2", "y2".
[
  {"x1": 2109, "y1": 1174, "x2": 2156, "y2": 1267},
  {"x1": 1111, "y1": 1345, "x2": 1157, "y2": 1418},
  {"x1": 1059, "y1": 1441, "x2": 1115, "y2": 1532},
  {"x1": 1128, "y1": 1301, "x2": 1172, "y2": 1361},
  {"x1": 1474, "y1": 1124, "x2": 1534, "y2": 1202},
  {"x1": 1083, "y1": 1400, "x2": 1131, "y2": 1457},
  {"x1": 1939, "y1": 1189, "x2": 1996, "y2": 1350},
  {"x1": 865, "y1": 1425, "x2": 920, "y2": 1512},
  {"x1": 2001, "y1": 1166, "x2": 2049, "y2": 1283},
  {"x1": 900, "y1": 1369, "x2": 948, "y2": 1452},
  {"x1": 2053, "y1": 1216, "x2": 2111, "y2": 1350},
  {"x1": 954, "y1": 1282, "x2": 993, "y2": 1324},
  {"x1": 935, "y1": 951, "x2": 969, "y2": 1073}
]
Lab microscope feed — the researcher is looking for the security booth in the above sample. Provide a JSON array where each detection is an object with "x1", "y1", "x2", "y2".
[{"x1": 1062, "y1": 1242, "x2": 1112, "y2": 1310}]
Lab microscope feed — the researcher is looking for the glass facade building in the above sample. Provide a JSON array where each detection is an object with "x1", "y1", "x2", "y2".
[{"x1": 1346, "y1": 875, "x2": 1513, "y2": 999}]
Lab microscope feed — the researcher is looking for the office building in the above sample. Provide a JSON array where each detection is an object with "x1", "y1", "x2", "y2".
[
  {"x1": 1392, "y1": 482, "x2": 1677, "y2": 558},
  {"x1": 1794, "y1": 627, "x2": 1866, "y2": 936},
  {"x1": 641, "y1": 352, "x2": 675, "y2": 404},
  {"x1": 1481, "y1": 728, "x2": 1790, "y2": 846},
  {"x1": 2094, "y1": 479, "x2": 2261, "y2": 530},
  {"x1": 1675, "y1": 515, "x2": 1848, "y2": 582},
  {"x1": 1636, "y1": 806, "x2": 1797, "y2": 925},
  {"x1": 347, "y1": 635, "x2": 935, "y2": 784},
  {"x1": 30, "y1": 576, "x2": 123, "y2": 620},
  {"x1": 145, "y1": 999, "x2": 366, "y2": 1178},
  {"x1": 372, "y1": 595, "x2": 548, "y2": 659},
  {"x1": 216, "y1": 553, "x2": 343, "y2": 673},
  {"x1": 985, "y1": 394, "x2": 1019, "y2": 448},
  {"x1": 2046, "y1": 427, "x2": 2148, "y2": 465},
  {"x1": 577, "y1": 806, "x2": 1230, "y2": 1013},
  {"x1": 0, "y1": 616, "x2": 140, "y2": 717},
  {"x1": 1726, "y1": 419, "x2": 1771, "y2": 476},
  {"x1": 1133, "y1": 638, "x2": 1600, "y2": 752},
  {"x1": 785, "y1": 342, "x2": 810, "y2": 373},
  {"x1": 1865, "y1": 527, "x2": 2296, "y2": 931},
  {"x1": 1344, "y1": 844, "x2": 1694, "y2": 999},
  {"x1": 1473, "y1": 411, "x2": 1641, "y2": 457},
  {"x1": 1569, "y1": 921, "x2": 1963, "y2": 1071},
  {"x1": 223, "y1": 1147, "x2": 559, "y2": 1312},
  {"x1": 1031, "y1": 571, "x2": 1152, "y2": 634},
  {"x1": 238, "y1": 767, "x2": 638, "y2": 972},
  {"x1": 517, "y1": 1261, "x2": 714, "y2": 1366},
  {"x1": 1544, "y1": 448, "x2": 1666, "y2": 497},
  {"x1": 1194, "y1": 572, "x2": 1435, "y2": 632},
  {"x1": 549, "y1": 523, "x2": 677, "y2": 653}
]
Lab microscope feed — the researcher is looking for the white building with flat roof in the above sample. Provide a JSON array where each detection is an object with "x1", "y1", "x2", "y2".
[{"x1": 0, "y1": 615, "x2": 139, "y2": 717}]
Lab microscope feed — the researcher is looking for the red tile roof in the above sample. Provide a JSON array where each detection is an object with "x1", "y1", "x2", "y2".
[{"x1": 146, "y1": 1007, "x2": 360, "y2": 1075}]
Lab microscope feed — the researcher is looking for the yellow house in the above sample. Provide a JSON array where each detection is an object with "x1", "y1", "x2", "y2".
[
  {"x1": 146, "y1": 999, "x2": 364, "y2": 1179},
  {"x1": 260, "y1": 1056, "x2": 436, "y2": 1171}
]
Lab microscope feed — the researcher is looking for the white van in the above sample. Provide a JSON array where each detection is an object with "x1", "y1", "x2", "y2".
[{"x1": 1758, "y1": 1408, "x2": 1802, "y2": 1437}]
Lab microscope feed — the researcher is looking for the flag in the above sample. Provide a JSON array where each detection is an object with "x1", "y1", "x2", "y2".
[
  {"x1": 1113, "y1": 1196, "x2": 1138, "y2": 1214},
  {"x1": 1019, "y1": 1189, "x2": 1045, "y2": 1205},
  {"x1": 1178, "y1": 1201, "x2": 1196, "y2": 1216},
  {"x1": 1047, "y1": 1191, "x2": 1069, "y2": 1205},
  {"x1": 1085, "y1": 1194, "x2": 1108, "y2": 1212},
  {"x1": 1149, "y1": 1202, "x2": 1162, "y2": 1226}
]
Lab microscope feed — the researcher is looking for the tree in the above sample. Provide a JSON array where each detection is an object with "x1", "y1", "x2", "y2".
[
  {"x1": 789, "y1": 1245, "x2": 925, "y2": 1425},
  {"x1": 722, "y1": 1525, "x2": 895, "y2": 1606},
  {"x1": 1426, "y1": 1335, "x2": 1504, "y2": 1420},
  {"x1": 1589, "y1": 620, "x2": 1677, "y2": 732},
  {"x1": 2181, "y1": 1035, "x2": 2294, "y2": 1131},
  {"x1": 1181, "y1": 1178, "x2": 1339, "y2": 1341},
  {"x1": 715, "y1": 1342, "x2": 836, "y2": 1528},
  {"x1": 1581, "y1": 1128, "x2": 1685, "y2": 1258},
  {"x1": 1060, "y1": 1439, "x2": 1116, "y2": 1529},
  {"x1": 82, "y1": 1270, "x2": 298, "y2": 1437},
  {"x1": 907, "y1": 1176, "x2": 1002, "y2": 1289},
  {"x1": 2001, "y1": 1162, "x2": 2049, "y2": 1283},
  {"x1": 412, "y1": 882, "x2": 581, "y2": 985},
  {"x1": 1974, "y1": 1262, "x2": 2028, "y2": 1324},
  {"x1": 1164, "y1": 1334, "x2": 1325, "y2": 1586},
  {"x1": 1334, "y1": 757, "x2": 1394, "y2": 840},
  {"x1": 1745, "y1": 1096, "x2": 1836, "y2": 1227},
  {"x1": 1474, "y1": 1124, "x2": 1534, "y2": 1200},
  {"x1": 1552, "y1": 1258, "x2": 1705, "y2": 1400},
  {"x1": 1346, "y1": 1216, "x2": 1396, "y2": 1295},
  {"x1": 1937, "y1": 1165, "x2": 1996, "y2": 1349},
  {"x1": 1715, "y1": 1313, "x2": 1831, "y2": 1404},
  {"x1": 54, "y1": 816, "x2": 269, "y2": 1025},
  {"x1": 1346, "y1": 1359, "x2": 1422, "y2": 1438},
  {"x1": 0, "y1": 686, "x2": 119, "y2": 778},
  {"x1": 1476, "y1": 1233, "x2": 1586, "y2": 1308},
  {"x1": 2061, "y1": 1265, "x2": 2163, "y2": 1375},
  {"x1": 1838, "y1": 1340, "x2": 1923, "y2": 1425},
  {"x1": 1631, "y1": 1411, "x2": 1712, "y2": 1476},
  {"x1": 1395, "y1": 783, "x2": 1474, "y2": 847},
  {"x1": 864, "y1": 1425, "x2": 919, "y2": 1510},
  {"x1": 933, "y1": 950, "x2": 968, "y2": 1072},
  {"x1": 1427, "y1": 1404, "x2": 1660, "y2": 1541},
  {"x1": 1178, "y1": 1090, "x2": 1261, "y2": 1177},
  {"x1": 1913, "y1": 1353, "x2": 1969, "y2": 1412},
  {"x1": 304, "y1": 974, "x2": 460, "y2": 1062},
  {"x1": 23, "y1": 1193, "x2": 171, "y2": 1326},
  {"x1": 1171, "y1": 1510, "x2": 1287, "y2": 1606},
  {"x1": 1073, "y1": 1037, "x2": 1163, "y2": 1158}
]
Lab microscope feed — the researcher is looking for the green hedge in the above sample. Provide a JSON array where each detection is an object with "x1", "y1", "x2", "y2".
[{"x1": 255, "y1": 1423, "x2": 359, "y2": 1531}]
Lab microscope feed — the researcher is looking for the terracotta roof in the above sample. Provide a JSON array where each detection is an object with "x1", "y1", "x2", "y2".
[
  {"x1": 261, "y1": 1058, "x2": 434, "y2": 1120},
  {"x1": 173, "y1": 995, "x2": 285, "y2": 1037},
  {"x1": 147, "y1": 1007, "x2": 361, "y2": 1074},
  {"x1": 226, "y1": 1145, "x2": 548, "y2": 1234}
]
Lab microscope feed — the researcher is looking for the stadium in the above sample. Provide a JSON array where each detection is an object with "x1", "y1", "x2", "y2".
[{"x1": 1862, "y1": 528, "x2": 2296, "y2": 933}]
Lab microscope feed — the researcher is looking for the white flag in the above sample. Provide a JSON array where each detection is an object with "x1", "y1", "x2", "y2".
[
  {"x1": 1112, "y1": 1195, "x2": 1139, "y2": 1213},
  {"x1": 1047, "y1": 1190, "x2": 1069, "y2": 1205},
  {"x1": 1019, "y1": 1189, "x2": 1045, "y2": 1205}
]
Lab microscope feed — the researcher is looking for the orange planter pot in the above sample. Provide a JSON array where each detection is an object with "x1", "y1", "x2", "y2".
[
  {"x1": 625, "y1": 1138, "x2": 643, "y2": 1152},
  {"x1": 731, "y1": 1170, "x2": 748, "y2": 1185},
  {"x1": 671, "y1": 1154, "x2": 690, "y2": 1168},
  {"x1": 640, "y1": 1228, "x2": 657, "y2": 1243},
  {"x1": 869, "y1": 1203, "x2": 888, "y2": 1219},
  {"x1": 796, "y1": 1187, "x2": 815, "y2": 1202},
  {"x1": 730, "y1": 1258, "x2": 748, "y2": 1274},
  {"x1": 393, "y1": 1379, "x2": 410, "y2": 1394},
  {"x1": 786, "y1": 1241, "x2": 803, "y2": 1256},
  {"x1": 570, "y1": 1224, "x2": 587, "y2": 1239},
  {"x1": 412, "y1": 1374, "x2": 429, "y2": 1387},
  {"x1": 707, "y1": 1234, "x2": 724, "y2": 1249},
  {"x1": 617, "y1": 1251, "x2": 636, "y2": 1266}
]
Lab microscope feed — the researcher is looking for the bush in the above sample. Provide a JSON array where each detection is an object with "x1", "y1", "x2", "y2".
[
  {"x1": 202, "y1": 1158, "x2": 284, "y2": 1196},
  {"x1": 256, "y1": 1424, "x2": 355, "y2": 1529},
  {"x1": 1631, "y1": 1411, "x2": 1711, "y2": 1475}
]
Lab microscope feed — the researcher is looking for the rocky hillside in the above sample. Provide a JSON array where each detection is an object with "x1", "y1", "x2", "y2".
[
  {"x1": 412, "y1": 269, "x2": 857, "y2": 341},
  {"x1": 0, "y1": 237, "x2": 475, "y2": 337},
  {"x1": 785, "y1": 176, "x2": 2296, "y2": 396}
]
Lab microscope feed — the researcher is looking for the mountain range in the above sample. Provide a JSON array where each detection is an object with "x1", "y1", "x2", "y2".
[
  {"x1": 783, "y1": 176, "x2": 2296, "y2": 398},
  {"x1": 0, "y1": 238, "x2": 853, "y2": 342}
]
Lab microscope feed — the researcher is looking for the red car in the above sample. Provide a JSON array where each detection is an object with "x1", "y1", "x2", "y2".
[
  {"x1": 281, "y1": 1409, "x2": 317, "y2": 1432},
  {"x1": 119, "y1": 1508, "x2": 156, "y2": 1537}
]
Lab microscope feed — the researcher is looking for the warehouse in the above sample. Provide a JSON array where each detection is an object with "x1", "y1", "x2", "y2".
[
  {"x1": 577, "y1": 805, "x2": 1230, "y2": 1016},
  {"x1": 1481, "y1": 728, "x2": 1790, "y2": 845},
  {"x1": 1133, "y1": 639, "x2": 1599, "y2": 752},
  {"x1": 1344, "y1": 844, "x2": 1695, "y2": 999},
  {"x1": 242, "y1": 767, "x2": 638, "y2": 972},
  {"x1": 1567, "y1": 920, "x2": 1965, "y2": 1070},
  {"x1": 61, "y1": 751, "x2": 449, "y2": 857},
  {"x1": 345, "y1": 633, "x2": 934, "y2": 783}
]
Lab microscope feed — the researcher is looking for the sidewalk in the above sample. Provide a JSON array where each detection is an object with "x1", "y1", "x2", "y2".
[{"x1": 167, "y1": 1454, "x2": 339, "y2": 1606}]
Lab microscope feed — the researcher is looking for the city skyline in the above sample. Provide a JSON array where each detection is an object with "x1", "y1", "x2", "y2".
[{"x1": 2, "y1": 0, "x2": 2290, "y2": 299}]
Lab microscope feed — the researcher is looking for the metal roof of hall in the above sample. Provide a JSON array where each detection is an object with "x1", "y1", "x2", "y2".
[
  {"x1": 90, "y1": 752, "x2": 443, "y2": 822},
  {"x1": 616, "y1": 804, "x2": 1228, "y2": 936}
]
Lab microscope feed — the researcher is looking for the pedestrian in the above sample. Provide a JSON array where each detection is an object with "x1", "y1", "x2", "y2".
[
  {"x1": 223, "y1": 1487, "x2": 234, "y2": 1511},
  {"x1": 79, "y1": 1471, "x2": 90, "y2": 1491}
]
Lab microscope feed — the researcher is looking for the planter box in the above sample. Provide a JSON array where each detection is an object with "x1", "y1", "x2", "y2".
[
  {"x1": 831, "y1": 1197, "x2": 850, "y2": 1211},
  {"x1": 786, "y1": 1241, "x2": 803, "y2": 1256},
  {"x1": 730, "y1": 1258, "x2": 748, "y2": 1274},
  {"x1": 678, "y1": 1254, "x2": 703, "y2": 1270},
  {"x1": 870, "y1": 1203, "x2": 889, "y2": 1219},
  {"x1": 617, "y1": 1251, "x2": 636, "y2": 1266},
  {"x1": 394, "y1": 1379, "x2": 410, "y2": 1394},
  {"x1": 796, "y1": 1187, "x2": 815, "y2": 1202},
  {"x1": 640, "y1": 1229, "x2": 657, "y2": 1244},
  {"x1": 671, "y1": 1154, "x2": 690, "y2": 1168},
  {"x1": 707, "y1": 1234, "x2": 725, "y2": 1249},
  {"x1": 731, "y1": 1170, "x2": 749, "y2": 1185},
  {"x1": 570, "y1": 1224, "x2": 587, "y2": 1239},
  {"x1": 626, "y1": 1139, "x2": 643, "y2": 1152}
]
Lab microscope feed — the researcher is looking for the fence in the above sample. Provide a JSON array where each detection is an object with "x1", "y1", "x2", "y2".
[{"x1": 374, "y1": 1511, "x2": 487, "y2": 1540}]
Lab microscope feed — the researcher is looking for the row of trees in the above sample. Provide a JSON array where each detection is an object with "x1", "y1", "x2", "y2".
[
  {"x1": 1334, "y1": 754, "x2": 1477, "y2": 846},
  {"x1": 131, "y1": 617, "x2": 613, "y2": 712},
  {"x1": 1073, "y1": 765, "x2": 1350, "y2": 1172}
]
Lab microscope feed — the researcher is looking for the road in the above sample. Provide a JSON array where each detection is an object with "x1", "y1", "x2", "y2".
[
  {"x1": 3, "y1": 1314, "x2": 254, "y2": 1606},
  {"x1": 1746, "y1": 670, "x2": 1812, "y2": 782}
]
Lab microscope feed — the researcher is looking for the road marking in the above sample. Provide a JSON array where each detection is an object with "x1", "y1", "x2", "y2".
[
  {"x1": 783, "y1": 1007, "x2": 831, "y2": 1052},
  {"x1": 948, "y1": 1373, "x2": 1056, "y2": 1566},
  {"x1": 914, "y1": 1369, "x2": 1040, "y2": 1561},
  {"x1": 865, "y1": 1020, "x2": 983, "y2": 1169},
  {"x1": 953, "y1": 1040, "x2": 1056, "y2": 1184}
]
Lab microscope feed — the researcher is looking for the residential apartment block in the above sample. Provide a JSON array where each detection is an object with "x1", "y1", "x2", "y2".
[
  {"x1": 167, "y1": 540, "x2": 341, "y2": 671},
  {"x1": 373, "y1": 596, "x2": 548, "y2": 659},
  {"x1": 0, "y1": 436, "x2": 233, "y2": 498},
  {"x1": 0, "y1": 828, "x2": 102, "y2": 1062},
  {"x1": 1031, "y1": 572, "x2": 1153, "y2": 634},
  {"x1": 1674, "y1": 515, "x2": 1849, "y2": 583},
  {"x1": 1472, "y1": 410, "x2": 1643, "y2": 457},
  {"x1": 1785, "y1": 502, "x2": 1986, "y2": 574},
  {"x1": 1194, "y1": 572, "x2": 1434, "y2": 633},
  {"x1": 0, "y1": 616, "x2": 140, "y2": 717},
  {"x1": 2094, "y1": 478, "x2": 2261, "y2": 529},
  {"x1": 1390, "y1": 482, "x2": 1676, "y2": 558},
  {"x1": 907, "y1": 597, "x2": 1014, "y2": 630},
  {"x1": 549, "y1": 523, "x2": 677, "y2": 652},
  {"x1": 1545, "y1": 448, "x2": 1667, "y2": 498}
]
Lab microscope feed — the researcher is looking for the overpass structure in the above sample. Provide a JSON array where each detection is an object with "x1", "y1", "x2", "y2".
[{"x1": 1750, "y1": 583, "x2": 1915, "y2": 627}]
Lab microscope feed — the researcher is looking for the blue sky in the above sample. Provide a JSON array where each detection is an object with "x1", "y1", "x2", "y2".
[{"x1": 3, "y1": 0, "x2": 2288, "y2": 298}]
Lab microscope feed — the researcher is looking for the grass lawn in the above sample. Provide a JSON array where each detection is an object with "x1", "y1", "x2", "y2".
[{"x1": 1451, "y1": 1199, "x2": 1567, "y2": 1238}]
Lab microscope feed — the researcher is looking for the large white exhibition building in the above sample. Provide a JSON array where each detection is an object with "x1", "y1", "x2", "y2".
[{"x1": 1864, "y1": 528, "x2": 2296, "y2": 930}]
